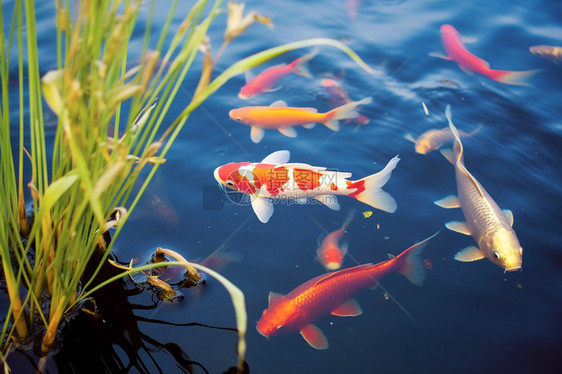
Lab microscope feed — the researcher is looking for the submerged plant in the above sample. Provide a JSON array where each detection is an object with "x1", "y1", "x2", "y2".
[{"x1": 0, "y1": 0, "x2": 374, "y2": 371}]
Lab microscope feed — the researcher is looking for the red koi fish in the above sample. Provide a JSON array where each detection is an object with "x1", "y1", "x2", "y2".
[
  {"x1": 321, "y1": 78, "x2": 369, "y2": 127},
  {"x1": 213, "y1": 150, "x2": 399, "y2": 223},
  {"x1": 257, "y1": 232, "x2": 439, "y2": 349},
  {"x1": 238, "y1": 49, "x2": 317, "y2": 99},
  {"x1": 316, "y1": 211, "x2": 354, "y2": 270},
  {"x1": 229, "y1": 97, "x2": 372, "y2": 143},
  {"x1": 433, "y1": 24, "x2": 539, "y2": 86}
]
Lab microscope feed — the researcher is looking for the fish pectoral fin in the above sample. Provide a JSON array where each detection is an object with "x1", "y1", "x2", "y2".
[
  {"x1": 445, "y1": 221, "x2": 472, "y2": 236},
  {"x1": 244, "y1": 70, "x2": 255, "y2": 83},
  {"x1": 251, "y1": 197, "x2": 274, "y2": 223},
  {"x1": 440, "y1": 148, "x2": 454, "y2": 164},
  {"x1": 434, "y1": 195, "x2": 461, "y2": 209},
  {"x1": 460, "y1": 66, "x2": 474, "y2": 76},
  {"x1": 261, "y1": 150, "x2": 290, "y2": 164},
  {"x1": 404, "y1": 133, "x2": 416, "y2": 143},
  {"x1": 269, "y1": 100, "x2": 287, "y2": 108},
  {"x1": 313, "y1": 195, "x2": 340, "y2": 211},
  {"x1": 331, "y1": 298, "x2": 363, "y2": 317},
  {"x1": 454, "y1": 246, "x2": 486, "y2": 262},
  {"x1": 265, "y1": 86, "x2": 282, "y2": 93},
  {"x1": 250, "y1": 126, "x2": 265, "y2": 143},
  {"x1": 428, "y1": 52, "x2": 450, "y2": 60},
  {"x1": 302, "y1": 123, "x2": 316, "y2": 129},
  {"x1": 268, "y1": 292, "x2": 283, "y2": 306},
  {"x1": 503, "y1": 209, "x2": 514, "y2": 227},
  {"x1": 300, "y1": 324, "x2": 329, "y2": 350},
  {"x1": 278, "y1": 127, "x2": 297, "y2": 138}
]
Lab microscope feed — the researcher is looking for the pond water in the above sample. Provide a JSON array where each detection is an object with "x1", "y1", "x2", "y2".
[{"x1": 6, "y1": 0, "x2": 562, "y2": 373}]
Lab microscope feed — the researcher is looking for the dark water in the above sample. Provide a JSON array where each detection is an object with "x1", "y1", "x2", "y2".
[{"x1": 7, "y1": 0, "x2": 562, "y2": 372}]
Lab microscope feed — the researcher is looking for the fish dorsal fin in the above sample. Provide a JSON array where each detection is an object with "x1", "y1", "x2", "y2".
[
  {"x1": 311, "y1": 264, "x2": 372, "y2": 288},
  {"x1": 244, "y1": 70, "x2": 255, "y2": 83},
  {"x1": 387, "y1": 253, "x2": 396, "y2": 260},
  {"x1": 503, "y1": 209, "x2": 514, "y2": 227},
  {"x1": 268, "y1": 292, "x2": 283, "y2": 306},
  {"x1": 434, "y1": 195, "x2": 461, "y2": 209},
  {"x1": 251, "y1": 126, "x2": 265, "y2": 143},
  {"x1": 269, "y1": 100, "x2": 287, "y2": 108},
  {"x1": 300, "y1": 324, "x2": 328, "y2": 350},
  {"x1": 445, "y1": 220, "x2": 472, "y2": 236},
  {"x1": 454, "y1": 246, "x2": 486, "y2": 262},
  {"x1": 251, "y1": 196, "x2": 274, "y2": 223},
  {"x1": 261, "y1": 150, "x2": 290, "y2": 164},
  {"x1": 278, "y1": 127, "x2": 297, "y2": 138},
  {"x1": 331, "y1": 298, "x2": 363, "y2": 317}
]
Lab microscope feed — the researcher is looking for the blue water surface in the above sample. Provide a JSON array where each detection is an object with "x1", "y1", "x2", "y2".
[{"x1": 8, "y1": 0, "x2": 562, "y2": 372}]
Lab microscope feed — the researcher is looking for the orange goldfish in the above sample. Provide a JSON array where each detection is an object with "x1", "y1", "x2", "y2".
[
  {"x1": 214, "y1": 150, "x2": 399, "y2": 223},
  {"x1": 432, "y1": 24, "x2": 539, "y2": 86},
  {"x1": 529, "y1": 45, "x2": 562, "y2": 65},
  {"x1": 257, "y1": 232, "x2": 438, "y2": 349},
  {"x1": 316, "y1": 211, "x2": 354, "y2": 270},
  {"x1": 238, "y1": 50, "x2": 317, "y2": 99},
  {"x1": 229, "y1": 97, "x2": 372, "y2": 143}
]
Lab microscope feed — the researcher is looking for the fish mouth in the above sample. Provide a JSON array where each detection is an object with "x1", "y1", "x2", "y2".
[
  {"x1": 256, "y1": 325, "x2": 269, "y2": 339},
  {"x1": 504, "y1": 265, "x2": 522, "y2": 272},
  {"x1": 213, "y1": 167, "x2": 222, "y2": 184}
]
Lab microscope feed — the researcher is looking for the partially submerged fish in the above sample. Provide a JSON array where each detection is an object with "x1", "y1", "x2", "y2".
[
  {"x1": 316, "y1": 211, "x2": 354, "y2": 270},
  {"x1": 432, "y1": 24, "x2": 539, "y2": 86},
  {"x1": 256, "y1": 232, "x2": 438, "y2": 349},
  {"x1": 229, "y1": 97, "x2": 372, "y2": 143},
  {"x1": 213, "y1": 150, "x2": 399, "y2": 223},
  {"x1": 321, "y1": 78, "x2": 369, "y2": 126},
  {"x1": 405, "y1": 124, "x2": 481, "y2": 154},
  {"x1": 434, "y1": 105, "x2": 522, "y2": 271},
  {"x1": 529, "y1": 45, "x2": 562, "y2": 65},
  {"x1": 238, "y1": 49, "x2": 317, "y2": 99}
]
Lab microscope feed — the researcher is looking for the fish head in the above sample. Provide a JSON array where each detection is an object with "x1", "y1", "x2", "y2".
[
  {"x1": 213, "y1": 161, "x2": 257, "y2": 195},
  {"x1": 486, "y1": 228, "x2": 523, "y2": 271},
  {"x1": 415, "y1": 138, "x2": 433, "y2": 154},
  {"x1": 440, "y1": 24, "x2": 458, "y2": 37},
  {"x1": 229, "y1": 107, "x2": 252, "y2": 125},
  {"x1": 256, "y1": 298, "x2": 298, "y2": 338},
  {"x1": 317, "y1": 245, "x2": 344, "y2": 270}
]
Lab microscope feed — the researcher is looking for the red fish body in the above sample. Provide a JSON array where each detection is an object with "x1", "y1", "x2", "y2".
[
  {"x1": 437, "y1": 24, "x2": 538, "y2": 86},
  {"x1": 238, "y1": 50, "x2": 317, "y2": 99},
  {"x1": 321, "y1": 78, "x2": 369, "y2": 126},
  {"x1": 316, "y1": 211, "x2": 354, "y2": 270},
  {"x1": 229, "y1": 97, "x2": 372, "y2": 143},
  {"x1": 257, "y1": 233, "x2": 438, "y2": 349},
  {"x1": 214, "y1": 150, "x2": 399, "y2": 223}
]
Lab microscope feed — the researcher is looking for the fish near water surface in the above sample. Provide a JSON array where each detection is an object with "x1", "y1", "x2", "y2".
[
  {"x1": 529, "y1": 45, "x2": 562, "y2": 65},
  {"x1": 256, "y1": 232, "x2": 439, "y2": 349},
  {"x1": 316, "y1": 211, "x2": 354, "y2": 270},
  {"x1": 434, "y1": 105, "x2": 522, "y2": 271},
  {"x1": 405, "y1": 124, "x2": 481, "y2": 154},
  {"x1": 321, "y1": 78, "x2": 369, "y2": 126},
  {"x1": 432, "y1": 24, "x2": 539, "y2": 86},
  {"x1": 229, "y1": 97, "x2": 372, "y2": 143},
  {"x1": 213, "y1": 150, "x2": 399, "y2": 223},
  {"x1": 238, "y1": 49, "x2": 317, "y2": 99}
]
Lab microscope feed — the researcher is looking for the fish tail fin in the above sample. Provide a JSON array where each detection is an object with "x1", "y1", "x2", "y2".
[
  {"x1": 393, "y1": 231, "x2": 439, "y2": 286},
  {"x1": 324, "y1": 97, "x2": 372, "y2": 131},
  {"x1": 347, "y1": 155, "x2": 399, "y2": 213},
  {"x1": 293, "y1": 48, "x2": 318, "y2": 78},
  {"x1": 493, "y1": 69, "x2": 541, "y2": 86},
  {"x1": 341, "y1": 209, "x2": 355, "y2": 230}
]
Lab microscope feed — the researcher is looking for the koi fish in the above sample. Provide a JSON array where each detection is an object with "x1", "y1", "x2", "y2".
[
  {"x1": 321, "y1": 78, "x2": 369, "y2": 126},
  {"x1": 316, "y1": 211, "x2": 354, "y2": 270},
  {"x1": 213, "y1": 150, "x2": 399, "y2": 223},
  {"x1": 257, "y1": 232, "x2": 438, "y2": 349},
  {"x1": 529, "y1": 45, "x2": 562, "y2": 65},
  {"x1": 405, "y1": 124, "x2": 481, "y2": 154},
  {"x1": 238, "y1": 49, "x2": 317, "y2": 99},
  {"x1": 432, "y1": 24, "x2": 539, "y2": 86},
  {"x1": 434, "y1": 105, "x2": 522, "y2": 271},
  {"x1": 229, "y1": 97, "x2": 372, "y2": 143}
]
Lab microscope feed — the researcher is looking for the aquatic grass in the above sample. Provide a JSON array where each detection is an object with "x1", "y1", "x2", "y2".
[{"x1": 0, "y1": 0, "x2": 375, "y2": 370}]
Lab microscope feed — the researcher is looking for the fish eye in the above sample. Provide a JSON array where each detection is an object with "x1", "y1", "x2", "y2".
[
  {"x1": 235, "y1": 117, "x2": 242, "y2": 122},
  {"x1": 225, "y1": 180, "x2": 235, "y2": 187},
  {"x1": 493, "y1": 252, "x2": 500, "y2": 259},
  {"x1": 276, "y1": 325, "x2": 284, "y2": 331}
]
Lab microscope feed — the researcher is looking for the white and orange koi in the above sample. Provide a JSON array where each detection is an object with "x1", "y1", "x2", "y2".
[
  {"x1": 229, "y1": 97, "x2": 372, "y2": 143},
  {"x1": 238, "y1": 49, "x2": 317, "y2": 99},
  {"x1": 434, "y1": 105, "x2": 522, "y2": 271},
  {"x1": 316, "y1": 211, "x2": 354, "y2": 270},
  {"x1": 214, "y1": 150, "x2": 399, "y2": 223}
]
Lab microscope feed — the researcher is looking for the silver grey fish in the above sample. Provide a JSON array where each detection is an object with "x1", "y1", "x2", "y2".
[
  {"x1": 434, "y1": 105, "x2": 522, "y2": 271},
  {"x1": 405, "y1": 125, "x2": 481, "y2": 155}
]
